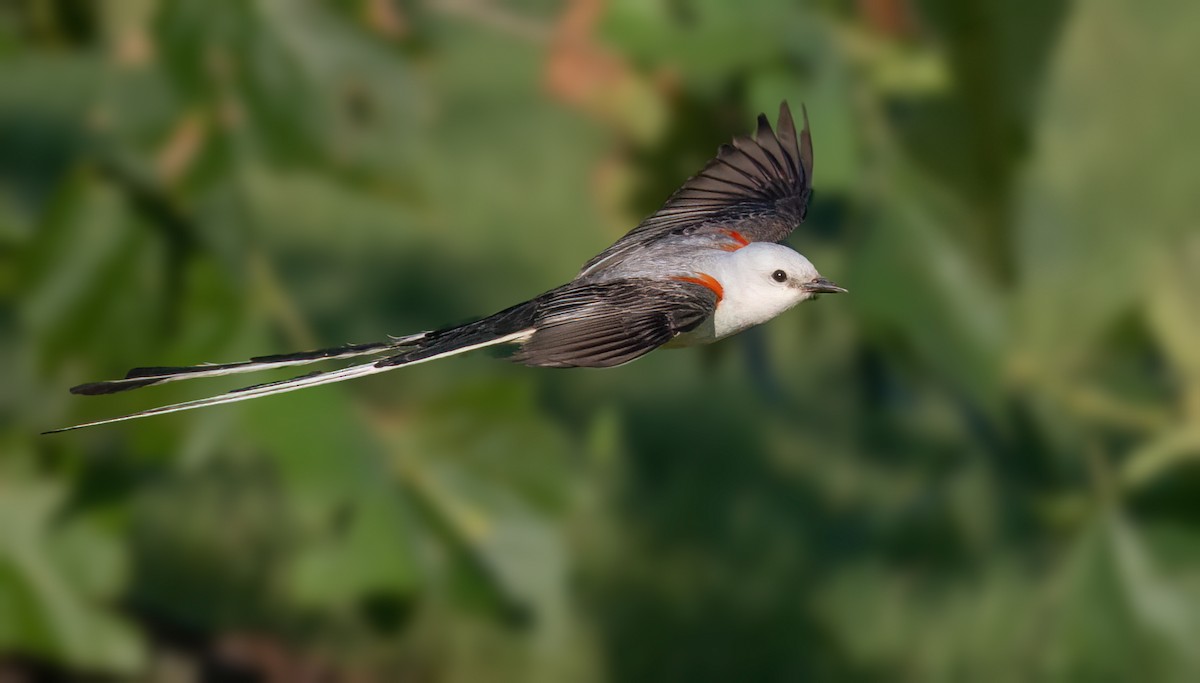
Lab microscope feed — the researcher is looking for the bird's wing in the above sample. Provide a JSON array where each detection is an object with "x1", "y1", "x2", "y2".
[
  {"x1": 579, "y1": 101, "x2": 812, "y2": 278},
  {"x1": 511, "y1": 278, "x2": 719, "y2": 368}
]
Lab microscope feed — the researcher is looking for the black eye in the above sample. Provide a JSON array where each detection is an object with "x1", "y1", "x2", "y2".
[{"x1": 771, "y1": 269, "x2": 788, "y2": 283}]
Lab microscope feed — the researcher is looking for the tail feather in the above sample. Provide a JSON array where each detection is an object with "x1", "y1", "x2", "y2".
[
  {"x1": 44, "y1": 329, "x2": 532, "y2": 434},
  {"x1": 69, "y1": 335, "x2": 426, "y2": 396},
  {"x1": 46, "y1": 360, "x2": 395, "y2": 434}
]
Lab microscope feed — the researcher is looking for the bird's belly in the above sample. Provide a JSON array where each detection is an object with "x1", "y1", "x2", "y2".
[
  {"x1": 667, "y1": 306, "x2": 749, "y2": 348},
  {"x1": 666, "y1": 319, "x2": 717, "y2": 348}
]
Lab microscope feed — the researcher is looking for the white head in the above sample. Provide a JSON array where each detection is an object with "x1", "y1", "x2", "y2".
[{"x1": 710, "y1": 242, "x2": 845, "y2": 339}]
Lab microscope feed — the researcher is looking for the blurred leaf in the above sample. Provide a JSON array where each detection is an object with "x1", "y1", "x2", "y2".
[
  {"x1": 839, "y1": 29, "x2": 949, "y2": 96},
  {"x1": 287, "y1": 486, "x2": 420, "y2": 609},
  {"x1": 852, "y1": 163, "x2": 1005, "y2": 414},
  {"x1": 400, "y1": 379, "x2": 574, "y2": 514},
  {"x1": 156, "y1": 0, "x2": 421, "y2": 174},
  {"x1": 894, "y1": 0, "x2": 1068, "y2": 277},
  {"x1": 602, "y1": 0, "x2": 815, "y2": 91},
  {"x1": 127, "y1": 451, "x2": 295, "y2": 630},
  {"x1": 239, "y1": 164, "x2": 423, "y2": 250},
  {"x1": 1147, "y1": 236, "x2": 1200, "y2": 419},
  {"x1": 818, "y1": 513, "x2": 1200, "y2": 680},
  {"x1": 240, "y1": 381, "x2": 422, "y2": 608},
  {"x1": 1120, "y1": 427, "x2": 1200, "y2": 493},
  {"x1": 0, "y1": 54, "x2": 101, "y2": 212},
  {"x1": 19, "y1": 171, "x2": 159, "y2": 369},
  {"x1": 0, "y1": 468, "x2": 144, "y2": 675},
  {"x1": 1015, "y1": 0, "x2": 1200, "y2": 375},
  {"x1": 1048, "y1": 513, "x2": 1200, "y2": 679}
]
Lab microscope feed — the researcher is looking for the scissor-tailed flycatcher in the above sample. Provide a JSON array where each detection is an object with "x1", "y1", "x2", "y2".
[{"x1": 47, "y1": 102, "x2": 844, "y2": 433}]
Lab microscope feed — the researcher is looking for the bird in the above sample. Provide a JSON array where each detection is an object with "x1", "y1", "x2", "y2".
[{"x1": 45, "y1": 101, "x2": 844, "y2": 434}]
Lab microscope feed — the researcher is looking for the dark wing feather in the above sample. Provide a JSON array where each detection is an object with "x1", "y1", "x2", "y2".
[
  {"x1": 580, "y1": 102, "x2": 812, "y2": 277},
  {"x1": 511, "y1": 279, "x2": 717, "y2": 368}
]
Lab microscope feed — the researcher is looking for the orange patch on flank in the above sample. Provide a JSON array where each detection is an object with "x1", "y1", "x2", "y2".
[
  {"x1": 673, "y1": 273, "x2": 724, "y2": 301},
  {"x1": 719, "y1": 229, "x2": 751, "y2": 251}
]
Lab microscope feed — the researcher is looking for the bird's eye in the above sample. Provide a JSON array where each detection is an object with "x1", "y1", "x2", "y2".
[{"x1": 771, "y1": 269, "x2": 788, "y2": 283}]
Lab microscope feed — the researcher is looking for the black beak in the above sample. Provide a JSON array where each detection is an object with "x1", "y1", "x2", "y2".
[{"x1": 801, "y1": 277, "x2": 847, "y2": 294}]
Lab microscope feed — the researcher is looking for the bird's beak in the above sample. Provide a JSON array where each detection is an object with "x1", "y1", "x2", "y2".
[{"x1": 801, "y1": 277, "x2": 847, "y2": 294}]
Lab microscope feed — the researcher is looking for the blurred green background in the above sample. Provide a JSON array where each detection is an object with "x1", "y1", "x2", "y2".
[{"x1": 2, "y1": 0, "x2": 1198, "y2": 680}]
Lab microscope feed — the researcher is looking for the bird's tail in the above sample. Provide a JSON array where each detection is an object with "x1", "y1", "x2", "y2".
[
  {"x1": 45, "y1": 302, "x2": 539, "y2": 434},
  {"x1": 67, "y1": 334, "x2": 428, "y2": 396}
]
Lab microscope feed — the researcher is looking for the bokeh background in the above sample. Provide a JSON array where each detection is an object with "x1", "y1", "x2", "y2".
[{"x1": 2, "y1": 0, "x2": 1198, "y2": 680}]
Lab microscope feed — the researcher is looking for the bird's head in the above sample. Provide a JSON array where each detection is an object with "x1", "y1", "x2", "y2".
[
  {"x1": 716, "y1": 242, "x2": 845, "y2": 332},
  {"x1": 731, "y1": 241, "x2": 844, "y2": 297}
]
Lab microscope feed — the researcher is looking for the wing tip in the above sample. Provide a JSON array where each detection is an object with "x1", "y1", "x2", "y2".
[
  {"x1": 773, "y1": 100, "x2": 809, "y2": 148},
  {"x1": 773, "y1": 100, "x2": 806, "y2": 129},
  {"x1": 755, "y1": 112, "x2": 774, "y2": 141},
  {"x1": 772, "y1": 99, "x2": 813, "y2": 190},
  {"x1": 778, "y1": 100, "x2": 793, "y2": 127}
]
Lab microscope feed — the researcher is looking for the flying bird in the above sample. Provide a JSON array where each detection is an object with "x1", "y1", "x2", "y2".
[{"x1": 46, "y1": 102, "x2": 844, "y2": 433}]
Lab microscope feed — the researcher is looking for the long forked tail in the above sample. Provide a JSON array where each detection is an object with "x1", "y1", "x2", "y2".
[
  {"x1": 68, "y1": 334, "x2": 428, "y2": 396},
  {"x1": 45, "y1": 310, "x2": 537, "y2": 434}
]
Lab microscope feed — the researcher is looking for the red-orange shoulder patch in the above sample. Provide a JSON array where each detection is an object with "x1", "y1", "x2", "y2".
[
  {"x1": 719, "y1": 229, "x2": 751, "y2": 251},
  {"x1": 672, "y1": 273, "x2": 724, "y2": 301}
]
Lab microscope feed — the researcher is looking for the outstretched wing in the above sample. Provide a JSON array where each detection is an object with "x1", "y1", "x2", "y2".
[
  {"x1": 579, "y1": 101, "x2": 812, "y2": 278},
  {"x1": 511, "y1": 278, "x2": 718, "y2": 368}
]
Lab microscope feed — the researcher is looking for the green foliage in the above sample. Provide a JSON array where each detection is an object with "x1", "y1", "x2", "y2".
[
  {"x1": 0, "y1": 462, "x2": 145, "y2": 674},
  {"x1": 2, "y1": 0, "x2": 1198, "y2": 680}
]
